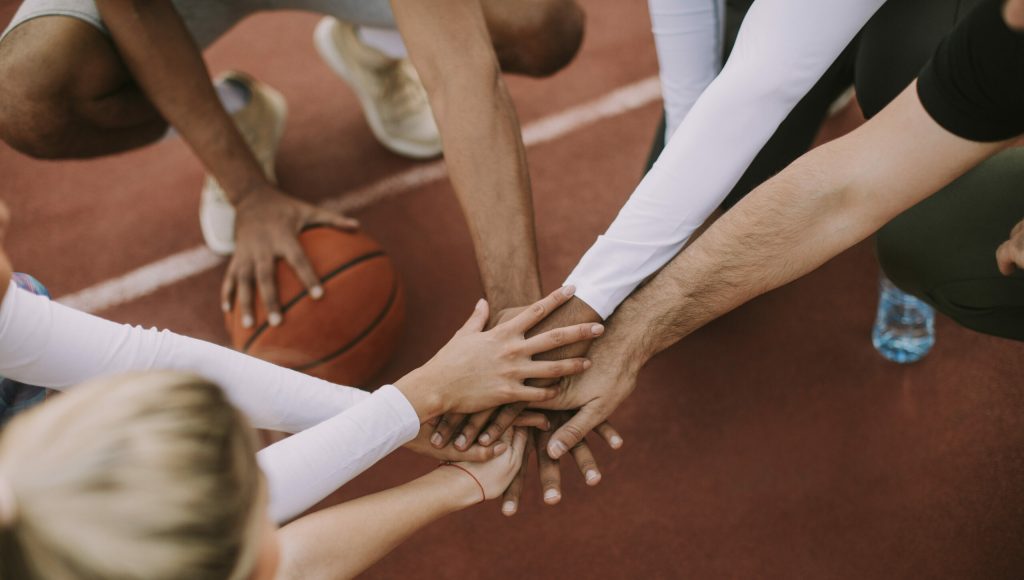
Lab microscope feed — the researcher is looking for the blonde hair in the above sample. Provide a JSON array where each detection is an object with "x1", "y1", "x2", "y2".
[{"x1": 0, "y1": 372, "x2": 265, "y2": 580}]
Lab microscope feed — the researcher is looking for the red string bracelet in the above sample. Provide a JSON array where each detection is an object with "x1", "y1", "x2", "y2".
[{"x1": 439, "y1": 462, "x2": 486, "y2": 504}]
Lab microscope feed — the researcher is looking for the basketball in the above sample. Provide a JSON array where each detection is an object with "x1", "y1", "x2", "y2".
[{"x1": 225, "y1": 226, "x2": 405, "y2": 388}]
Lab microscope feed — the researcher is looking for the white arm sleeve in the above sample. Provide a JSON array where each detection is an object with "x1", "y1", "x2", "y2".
[
  {"x1": 258, "y1": 384, "x2": 419, "y2": 523},
  {"x1": 567, "y1": 0, "x2": 885, "y2": 318},
  {"x1": 0, "y1": 283, "x2": 368, "y2": 433},
  {"x1": 649, "y1": 0, "x2": 725, "y2": 141}
]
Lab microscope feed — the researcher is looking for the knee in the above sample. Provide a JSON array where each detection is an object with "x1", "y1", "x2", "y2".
[
  {"x1": 876, "y1": 219, "x2": 931, "y2": 299},
  {"x1": 495, "y1": 0, "x2": 585, "y2": 77},
  {"x1": 0, "y1": 44, "x2": 78, "y2": 159}
]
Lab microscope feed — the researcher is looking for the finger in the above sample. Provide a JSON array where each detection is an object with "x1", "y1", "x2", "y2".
[
  {"x1": 310, "y1": 208, "x2": 360, "y2": 231},
  {"x1": 525, "y1": 358, "x2": 592, "y2": 380},
  {"x1": 594, "y1": 422, "x2": 624, "y2": 450},
  {"x1": 547, "y1": 404, "x2": 605, "y2": 460},
  {"x1": 478, "y1": 402, "x2": 526, "y2": 446},
  {"x1": 536, "y1": 428, "x2": 563, "y2": 505},
  {"x1": 505, "y1": 285, "x2": 575, "y2": 334},
  {"x1": 454, "y1": 408, "x2": 495, "y2": 450},
  {"x1": 255, "y1": 255, "x2": 281, "y2": 327},
  {"x1": 512, "y1": 411, "x2": 551, "y2": 430},
  {"x1": 433, "y1": 443, "x2": 496, "y2": 462},
  {"x1": 511, "y1": 427, "x2": 529, "y2": 459},
  {"x1": 282, "y1": 245, "x2": 324, "y2": 300},
  {"x1": 431, "y1": 413, "x2": 466, "y2": 448},
  {"x1": 457, "y1": 299, "x2": 490, "y2": 334},
  {"x1": 236, "y1": 266, "x2": 256, "y2": 329},
  {"x1": 220, "y1": 267, "x2": 237, "y2": 314},
  {"x1": 570, "y1": 440, "x2": 602, "y2": 486},
  {"x1": 996, "y1": 241, "x2": 1019, "y2": 276},
  {"x1": 501, "y1": 432, "x2": 532, "y2": 516},
  {"x1": 522, "y1": 322, "x2": 604, "y2": 355}
]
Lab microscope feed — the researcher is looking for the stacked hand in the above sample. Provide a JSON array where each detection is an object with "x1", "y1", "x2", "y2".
[{"x1": 996, "y1": 217, "x2": 1024, "y2": 275}]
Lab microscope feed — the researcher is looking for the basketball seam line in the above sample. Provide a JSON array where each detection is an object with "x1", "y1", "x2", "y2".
[{"x1": 241, "y1": 250, "x2": 387, "y2": 352}]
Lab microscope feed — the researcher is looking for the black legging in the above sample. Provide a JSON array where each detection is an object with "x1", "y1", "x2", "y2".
[{"x1": 646, "y1": 0, "x2": 1024, "y2": 341}]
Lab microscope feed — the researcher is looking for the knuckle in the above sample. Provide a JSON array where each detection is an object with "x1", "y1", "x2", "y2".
[{"x1": 562, "y1": 423, "x2": 586, "y2": 444}]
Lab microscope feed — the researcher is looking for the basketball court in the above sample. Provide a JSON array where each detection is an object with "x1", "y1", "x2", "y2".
[{"x1": 1, "y1": 0, "x2": 1022, "y2": 577}]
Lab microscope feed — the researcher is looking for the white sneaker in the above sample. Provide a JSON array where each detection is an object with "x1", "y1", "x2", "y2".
[
  {"x1": 314, "y1": 17, "x2": 442, "y2": 160},
  {"x1": 199, "y1": 71, "x2": 288, "y2": 256}
]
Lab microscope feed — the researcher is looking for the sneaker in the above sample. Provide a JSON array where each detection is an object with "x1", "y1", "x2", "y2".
[
  {"x1": 313, "y1": 17, "x2": 442, "y2": 160},
  {"x1": 199, "y1": 71, "x2": 288, "y2": 256}
]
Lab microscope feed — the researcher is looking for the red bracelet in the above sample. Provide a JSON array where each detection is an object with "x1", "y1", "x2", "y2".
[{"x1": 439, "y1": 462, "x2": 486, "y2": 504}]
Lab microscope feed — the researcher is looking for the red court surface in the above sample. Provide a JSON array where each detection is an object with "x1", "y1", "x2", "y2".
[{"x1": 2, "y1": 1, "x2": 1023, "y2": 578}]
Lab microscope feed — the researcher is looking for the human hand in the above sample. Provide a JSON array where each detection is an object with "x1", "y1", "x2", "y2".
[
  {"x1": 445, "y1": 428, "x2": 530, "y2": 501},
  {"x1": 996, "y1": 218, "x2": 1024, "y2": 275},
  {"x1": 395, "y1": 286, "x2": 604, "y2": 420},
  {"x1": 221, "y1": 184, "x2": 359, "y2": 328},
  {"x1": 407, "y1": 413, "x2": 550, "y2": 461},
  {"x1": 499, "y1": 411, "x2": 623, "y2": 516}
]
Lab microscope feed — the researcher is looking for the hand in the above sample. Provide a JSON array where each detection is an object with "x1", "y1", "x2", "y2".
[
  {"x1": 408, "y1": 413, "x2": 550, "y2": 461},
  {"x1": 431, "y1": 297, "x2": 603, "y2": 450},
  {"x1": 449, "y1": 428, "x2": 530, "y2": 501},
  {"x1": 221, "y1": 185, "x2": 359, "y2": 328},
  {"x1": 530, "y1": 339, "x2": 639, "y2": 460},
  {"x1": 395, "y1": 286, "x2": 604, "y2": 420},
  {"x1": 499, "y1": 411, "x2": 623, "y2": 516},
  {"x1": 996, "y1": 218, "x2": 1024, "y2": 275}
]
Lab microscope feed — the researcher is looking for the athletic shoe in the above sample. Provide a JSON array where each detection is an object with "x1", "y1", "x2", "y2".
[
  {"x1": 313, "y1": 17, "x2": 442, "y2": 160},
  {"x1": 199, "y1": 71, "x2": 288, "y2": 256}
]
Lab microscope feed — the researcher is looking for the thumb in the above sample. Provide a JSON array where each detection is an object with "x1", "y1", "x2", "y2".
[
  {"x1": 458, "y1": 299, "x2": 490, "y2": 333},
  {"x1": 996, "y1": 241, "x2": 1017, "y2": 276},
  {"x1": 547, "y1": 404, "x2": 605, "y2": 460},
  {"x1": 311, "y1": 207, "x2": 360, "y2": 231}
]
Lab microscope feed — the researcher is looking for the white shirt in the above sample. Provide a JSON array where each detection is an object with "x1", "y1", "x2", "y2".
[
  {"x1": 566, "y1": 0, "x2": 886, "y2": 318},
  {"x1": 0, "y1": 283, "x2": 419, "y2": 523}
]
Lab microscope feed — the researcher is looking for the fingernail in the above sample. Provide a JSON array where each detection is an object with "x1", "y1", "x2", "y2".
[
  {"x1": 493, "y1": 443, "x2": 508, "y2": 455},
  {"x1": 544, "y1": 489, "x2": 561, "y2": 503},
  {"x1": 455, "y1": 435, "x2": 467, "y2": 449},
  {"x1": 585, "y1": 470, "x2": 601, "y2": 485},
  {"x1": 268, "y1": 312, "x2": 282, "y2": 327},
  {"x1": 549, "y1": 440, "x2": 568, "y2": 459},
  {"x1": 583, "y1": 359, "x2": 592, "y2": 370},
  {"x1": 502, "y1": 501, "x2": 517, "y2": 515},
  {"x1": 478, "y1": 433, "x2": 491, "y2": 445},
  {"x1": 430, "y1": 433, "x2": 443, "y2": 447},
  {"x1": 310, "y1": 286, "x2": 324, "y2": 300},
  {"x1": 540, "y1": 421, "x2": 551, "y2": 431},
  {"x1": 591, "y1": 324, "x2": 604, "y2": 336},
  {"x1": 610, "y1": 435, "x2": 623, "y2": 448},
  {"x1": 221, "y1": 301, "x2": 230, "y2": 313},
  {"x1": 561, "y1": 285, "x2": 576, "y2": 297},
  {"x1": 242, "y1": 315, "x2": 254, "y2": 329},
  {"x1": 476, "y1": 298, "x2": 486, "y2": 309}
]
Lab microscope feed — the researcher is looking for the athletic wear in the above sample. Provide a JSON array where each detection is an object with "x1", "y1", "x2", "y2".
[
  {"x1": 0, "y1": 274, "x2": 51, "y2": 426},
  {"x1": 917, "y1": 0, "x2": 1024, "y2": 142},
  {"x1": 566, "y1": 0, "x2": 887, "y2": 319},
  {"x1": 0, "y1": 283, "x2": 419, "y2": 523}
]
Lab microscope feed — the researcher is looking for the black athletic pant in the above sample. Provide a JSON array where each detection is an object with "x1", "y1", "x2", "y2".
[{"x1": 645, "y1": 0, "x2": 1024, "y2": 341}]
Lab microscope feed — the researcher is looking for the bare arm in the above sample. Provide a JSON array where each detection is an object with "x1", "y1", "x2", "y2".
[
  {"x1": 534, "y1": 84, "x2": 1011, "y2": 456},
  {"x1": 391, "y1": 0, "x2": 542, "y2": 310}
]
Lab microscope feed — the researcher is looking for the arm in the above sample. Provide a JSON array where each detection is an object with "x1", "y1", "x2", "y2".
[
  {"x1": 95, "y1": 0, "x2": 355, "y2": 327},
  {"x1": 391, "y1": 0, "x2": 542, "y2": 311},
  {"x1": 535, "y1": 84, "x2": 1010, "y2": 457}
]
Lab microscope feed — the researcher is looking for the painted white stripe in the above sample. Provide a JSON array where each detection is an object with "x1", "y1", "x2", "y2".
[{"x1": 58, "y1": 76, "x2": 662, "y2": 313}]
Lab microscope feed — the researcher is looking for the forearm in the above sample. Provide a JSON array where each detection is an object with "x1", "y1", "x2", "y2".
[
  {"x1": 95, "y1": 0, "x2": 266, "y2": 200},
  {"x1": 275, "y1": 468, "x2": 477, "y2": 580}
]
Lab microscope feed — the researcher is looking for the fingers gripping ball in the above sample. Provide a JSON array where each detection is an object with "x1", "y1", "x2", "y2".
[{"x1": 226, "y1": 227, "x2": 405, "y2": 388}]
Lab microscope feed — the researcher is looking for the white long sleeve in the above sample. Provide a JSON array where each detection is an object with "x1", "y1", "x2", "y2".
[
  {"x1": 567, "y1": 0, "x2": 885, "y2": 318},
  {"x1": 649, "y1": 0, "x2": 724, "y2": 141},
  {"x1": 0, "y1": 282, "x2": 367, "y2": 432}
]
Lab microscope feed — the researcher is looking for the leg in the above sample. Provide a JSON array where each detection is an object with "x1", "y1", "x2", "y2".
[
  {"x1": 0, "y1": 17, "x2": 166, "y2": 159},
  {"x1": 877, "y1": 149, "x2": 1024, "y2": 341},
  {"x1": 480, "y1": 0, "x2": 584, "y2": 77}
]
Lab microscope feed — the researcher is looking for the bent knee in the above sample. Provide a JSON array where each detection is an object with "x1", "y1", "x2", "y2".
[{"x1": 494, "y1": 0, "x2": 584, "y2": 77}]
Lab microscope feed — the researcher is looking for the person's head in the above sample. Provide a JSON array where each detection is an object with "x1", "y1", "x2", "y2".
[{"x1": 0, "y1": 371, "x2": 277, "y2": 579}]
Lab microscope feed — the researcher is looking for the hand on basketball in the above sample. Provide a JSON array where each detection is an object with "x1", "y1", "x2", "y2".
[
  {"x1": 996, "y1": 218, "x2": 1024, "y2": 275},
  {"x1": 221, "y1": 185, "x2": 358, "y2": 328},
  {"x1": 395, "y1": 286, "x2": 603, "y2": 420}
]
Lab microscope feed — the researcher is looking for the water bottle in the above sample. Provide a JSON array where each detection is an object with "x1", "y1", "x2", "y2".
[{"x1": 871, "y1": 274, "x2": 935, "y2": 364}]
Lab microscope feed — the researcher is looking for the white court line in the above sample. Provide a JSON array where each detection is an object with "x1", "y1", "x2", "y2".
[{"x1": 58, "y1": 76, "x2": 662, "y2": 313}]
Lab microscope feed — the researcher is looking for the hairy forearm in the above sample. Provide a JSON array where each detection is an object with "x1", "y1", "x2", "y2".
[
  {"x1": 96, "y1": 0, "x2": 265, "y2": 200},
  {"x1": 275, "y1": 468, "x2": 477, "y2": 580}
]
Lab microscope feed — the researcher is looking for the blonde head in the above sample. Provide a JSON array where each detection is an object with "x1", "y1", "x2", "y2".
[{"x1": 0, "y1": 372, "x2": 265, "y2": 580}]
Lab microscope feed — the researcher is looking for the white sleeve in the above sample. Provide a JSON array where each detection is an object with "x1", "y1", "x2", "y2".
[
  {"x1": 648, "y1": 0, "x2": 725, "y2": 141},
  {"x1": 257, "y1": 383, "x2": 420, "y2": 523},
  {"x1": 0, "y1": 282, "x2": 369, "y2": 433},
  {"x1": 567, "y1": 0, "x2": 885, "y2": 318}
]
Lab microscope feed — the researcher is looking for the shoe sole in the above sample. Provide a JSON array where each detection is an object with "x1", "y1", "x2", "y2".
[
  {"x1": 313, "y1": 19, "x2": 442, "y2": 161},
  {"x1": 199, "y1": 79, "x2": 290, "y2": 256}
]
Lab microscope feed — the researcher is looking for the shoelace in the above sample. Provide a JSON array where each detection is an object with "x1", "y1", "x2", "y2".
[{"x1": 379, "y1": 60, "x2": 428, "y2": 121}]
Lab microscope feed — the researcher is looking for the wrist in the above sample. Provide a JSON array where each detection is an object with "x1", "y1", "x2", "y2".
[
  {"x1": 394, "y1": 368, "x2": 445, "y2": 422},
  {"x1": 430, "y1": 466, "x2": 482, "y2": 509}
]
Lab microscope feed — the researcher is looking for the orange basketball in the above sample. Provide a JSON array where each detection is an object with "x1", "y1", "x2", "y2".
[{"x1": 226, "y1": 227, "x2": 405, "y2": 388}]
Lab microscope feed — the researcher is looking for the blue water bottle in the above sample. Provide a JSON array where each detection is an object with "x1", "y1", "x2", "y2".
[{"x1": 871, "y1": 274, "x2": 935, "y2": 364}]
